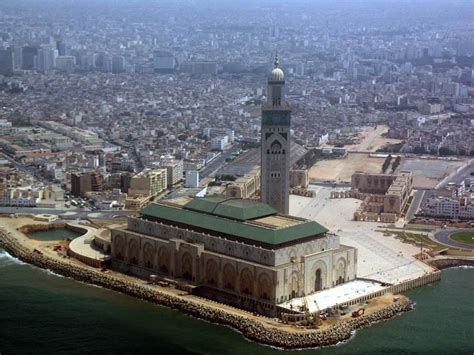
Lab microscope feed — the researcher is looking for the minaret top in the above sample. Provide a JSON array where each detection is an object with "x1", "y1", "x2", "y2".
[
  {"x1": 274, "y1": 54, "x2": 279, "y2": 68},
  {"x1": 269, "y1": 54, "x2": 284, "y2": 82}
]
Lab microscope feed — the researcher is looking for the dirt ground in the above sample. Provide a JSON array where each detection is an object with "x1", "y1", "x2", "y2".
[
  {"x1": 328, "y1": 125, "x2": 402, "y2": 153},
  {"x1": 309, "y1": 153, "x2": 386, "y2": 182}
]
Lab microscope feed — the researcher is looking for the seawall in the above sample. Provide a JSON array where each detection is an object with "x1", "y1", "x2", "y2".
[{"x1": 0, "y1": 229, "x2": 413, "y2": 349}]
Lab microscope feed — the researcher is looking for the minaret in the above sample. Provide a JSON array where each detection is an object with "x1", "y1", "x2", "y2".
[{"x1": 261, "y1": 55, "x2": 291, "y2": 214}]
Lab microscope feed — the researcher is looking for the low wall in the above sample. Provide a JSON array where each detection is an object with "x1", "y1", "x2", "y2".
[
  {"x1": 67, "y1": 248, "x2": 105, "y2": 268},
  {"x1": 0, "y1": 229, "x2": 414, "y2": 350},
  {"x1": 65, "y1": 224, "x2": 89, "y2": 235}
]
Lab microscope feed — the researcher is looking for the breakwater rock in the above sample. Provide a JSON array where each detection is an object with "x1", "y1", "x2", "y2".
[
  {"x1": 0, "y1": 231, "x2": 413, "y2": 349},
  {"x1": 428, "y1": 258, "x2": 474, "y2": 270}
]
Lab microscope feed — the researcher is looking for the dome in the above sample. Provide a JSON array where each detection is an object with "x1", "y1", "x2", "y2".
[{"x1": 270, "y1": 67, "x2": 284, "y2": 82}]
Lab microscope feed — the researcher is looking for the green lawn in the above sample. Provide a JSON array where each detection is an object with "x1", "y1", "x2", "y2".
[
  {"x1": 382, "y1": 230, "x2": 446, "y2": 252},
  {"x1": 450, "y1": 231, "x2": 474, "y2": 245}
]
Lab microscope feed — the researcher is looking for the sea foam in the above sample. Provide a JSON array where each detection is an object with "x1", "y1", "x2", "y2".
[{"x1": 0, "y1": 250, "x2": 25, "y2": 265}]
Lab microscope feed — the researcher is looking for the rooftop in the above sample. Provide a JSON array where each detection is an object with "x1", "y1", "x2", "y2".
[
  {"x1": 139, "y1": 196, "x2": 328, "y2": 247},
  {"x1": 183, "y1": 195, "x2": 277, "y2": 221}
]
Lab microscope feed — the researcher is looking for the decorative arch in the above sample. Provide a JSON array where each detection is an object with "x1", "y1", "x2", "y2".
[
  {"x1": 335, "y1": 258, "x2": 346, "y2": 285},
  {"x1": 258, "y1": 273, "x2": 272, "y2": 301},
  {"x1": 128, "y1": 239, "x2": 139, "y2": 265},
  {"x1": 288, "y1": 271, "x2": 299, "y2": 299},
  {"x1": 311, "y1": 260, "x2": 328, "y2": 293},
  {"x1": 158, "y1": 247, "x2": 170, "y2": 274},
  {"x1": 222, "y1": 263, "x2": 236, "y2": 291},
  {"x1": 205, "y1": 258, "x2": 218, "y2": 286},
  {"x1": 143, "y1": 243, "x2": 154, "y2": 269},
  {"x1": 114, "y1": 235, "x2": 125, "y2": 261},
  {"x1": 270, "y1": 139, "x2": 282, "y2": 154},
  {"x1": 240, "y1": 268, "x2": 254, "y2": 296},
  {"x1": 181, "y1": 252, "x2": 193, "y2": 280}
]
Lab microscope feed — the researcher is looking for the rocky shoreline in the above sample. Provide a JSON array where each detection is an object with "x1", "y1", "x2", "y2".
[{"x1": 0, "y1": 230, "x2": 413, "y2": 349}]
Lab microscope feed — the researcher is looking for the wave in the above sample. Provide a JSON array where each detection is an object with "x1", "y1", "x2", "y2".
[{"x1": 0, "y1": 249, "x2": 26, "y2": 266}]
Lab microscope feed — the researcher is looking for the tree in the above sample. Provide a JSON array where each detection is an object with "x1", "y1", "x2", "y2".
[
  {"x1": 438, "y1": 147, "x2": 455, "y2": 156},
  {"x1": 413, "y1": 146, "x2": 427, "y2": 154},
  {"x1": 392, "y1": 156, "x2": 402, "y2": 172},
  {"x1": 382, "y1": 154, "x2": 393, "y2": 173}
]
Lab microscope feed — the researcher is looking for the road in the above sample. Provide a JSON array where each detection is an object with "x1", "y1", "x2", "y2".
[
  {"x1": 432, "y1": 229, "x2": 474, "y2": 250},
  {"x1": 199, "y1": 144, "x2": 241, "y2": 179},
  {"x1": 405, "y1": 190, "x2": 425, "y2": 222},
  {"x1": 437, "y1": 159, "x2": 474, "y2": 189}
]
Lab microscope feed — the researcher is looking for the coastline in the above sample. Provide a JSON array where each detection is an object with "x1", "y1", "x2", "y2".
[{"x1": 0, "y1": 229, "x2": 414, "y2": 349}]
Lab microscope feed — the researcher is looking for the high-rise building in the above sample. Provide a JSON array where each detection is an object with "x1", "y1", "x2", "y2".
[
  {"x1": 153, "y1": 50, "x2": 175, "y2": 73},
  {"x1": 56, "y1": 56, "x2": 76, "y2": 73},
  {"x1": 0, "y1": 48, "x2": 14, "y2": 76},
  {"x1": 22, "y1": 46, "x2": 38, "y2": 70},
  {"x1": 128, "y1": 169, "x2": 167, "y2": 197},
  {"x1": 161, "y1": 160, "x2": 183, "y2": 186},
  {"x1": 112, "y1": 56, "x2": 125, "y2": 73},
  {"x1": 191, "y1": 61, "x2": 217, "y2": 75},
  {"x1": 56, "y1": 40, "x2": 67, "y2": 56},
  {"x1": 260, "y1": 55, "x2": 291, "y2": 214},
  {"x1": 37, "y1": 45, "x2": 58, "y2": 73},
  {"x1": 71, "y1": 172, "x2": 103, "y2": 197},
  {"x1": 13, "y1": 46, "x2": 22, "y2": 69}
]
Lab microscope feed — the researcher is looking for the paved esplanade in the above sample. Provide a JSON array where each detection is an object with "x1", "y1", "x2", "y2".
[{"x1": 290, "y1": 186, "x2": 432, "y2": 285}]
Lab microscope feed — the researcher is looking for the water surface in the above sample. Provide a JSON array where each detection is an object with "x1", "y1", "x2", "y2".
[
  {"x1": 29, "y1": 228, "x2": 81, "y2": 241},
  {"x1": 0, "y1": 250, "x2": 472, "y2": 354}
]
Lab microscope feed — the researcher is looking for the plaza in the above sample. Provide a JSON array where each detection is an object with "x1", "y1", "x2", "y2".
[{"x1": 290, "y1": 185, "x2": 433, "y2": 285}]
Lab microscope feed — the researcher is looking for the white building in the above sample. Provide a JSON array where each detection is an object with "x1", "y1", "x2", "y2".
[
  {"x1": 210, "y1": 136, "x2": 228, "y2": 151},
  {"x1": 185, "y1": 170, "x2": 199, "y2": 188},
  {"x1": 423, "y1": 196, "x2": 474, "y2": 220}
]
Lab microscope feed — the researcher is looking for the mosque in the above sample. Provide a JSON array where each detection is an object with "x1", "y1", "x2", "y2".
[{"x1": 110, "y1": 57, "x2": 357, "y2": 316}]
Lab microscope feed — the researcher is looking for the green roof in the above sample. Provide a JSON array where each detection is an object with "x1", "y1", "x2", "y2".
[
  {"x1": 140, "y1": 201, "x2": 328, "y2": 247},
  {"x1": 183, "y1": 196, "x2": 277, "y2": 221}
]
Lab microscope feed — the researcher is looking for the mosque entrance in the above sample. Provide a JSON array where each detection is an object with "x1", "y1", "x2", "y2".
[
  {"x1": 181, "y1": 253, "x2": 193, "y2": 281},
  {"x1": 315, "y1": 268, "x2": 322, "y2": 292}
]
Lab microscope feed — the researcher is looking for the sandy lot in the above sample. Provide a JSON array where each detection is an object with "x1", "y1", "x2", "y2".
[
  {"x1": 309, "y1": 153, "x2": 386, "y2": 182},
  {"x1": 344, "y1": 125, "x2": 402, "y2": 152},
  {"x1": 398, "y1": 158, "x2": 466, "y2": 189}
]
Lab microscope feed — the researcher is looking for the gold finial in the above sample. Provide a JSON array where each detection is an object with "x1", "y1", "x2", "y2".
[{"x1": 274, "y1": 53, "x2": 279, "y2": 68}]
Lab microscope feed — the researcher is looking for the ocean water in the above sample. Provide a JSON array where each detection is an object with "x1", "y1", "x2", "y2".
[{"x1": 0, "y1": 249, "x2": 472, "y2": 354}]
